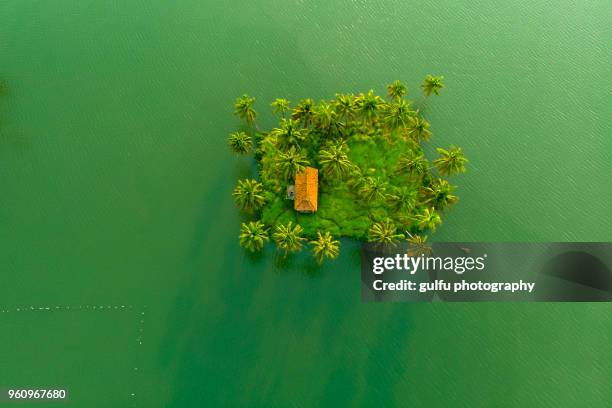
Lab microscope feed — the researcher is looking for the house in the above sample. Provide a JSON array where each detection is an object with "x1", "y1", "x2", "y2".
[{"x1": 294, "y1": 167, "x2": 318, "y2": 213}]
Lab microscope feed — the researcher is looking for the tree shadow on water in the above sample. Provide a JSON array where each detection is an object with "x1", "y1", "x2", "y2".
[
  {"x1": 0, "y1": 83, "x2": 32, "y2": 155},
  {"x1": 158, "y1": 15, "x2": 330, "y2": 406},
  {"x1": 302, "y1": 258, "x2": 325, "y2": 278}
]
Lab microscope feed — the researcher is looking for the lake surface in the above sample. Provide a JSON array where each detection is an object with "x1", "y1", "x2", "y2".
[{"x1": 1, "y1": 0, "x2": 611, "y2": 406}]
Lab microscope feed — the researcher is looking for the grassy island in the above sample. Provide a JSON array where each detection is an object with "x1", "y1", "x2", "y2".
[{"x1": 230, "y1": 76, "x2": 467, "y2": 263}]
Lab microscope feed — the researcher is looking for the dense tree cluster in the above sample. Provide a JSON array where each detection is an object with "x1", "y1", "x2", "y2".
[{"x1": 230, "y1": 76, "x2": 466, "y2": 263}]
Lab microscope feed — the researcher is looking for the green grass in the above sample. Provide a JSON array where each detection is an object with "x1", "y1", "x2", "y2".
[{"x1": 260, "y1": 132, "x2": 431, "y2": 240}]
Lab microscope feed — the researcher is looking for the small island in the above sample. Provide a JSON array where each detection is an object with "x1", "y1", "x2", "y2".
[{"x1": 230, "y1": 76, "x2": 467, "y2": 263}]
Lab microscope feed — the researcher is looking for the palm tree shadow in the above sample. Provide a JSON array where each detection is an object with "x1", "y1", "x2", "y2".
[
  {"x1": 272, "y1": 252, "x2": 292, "y2": 270},
  {"x1": 158, "y1": 14, "x2": 334, "y2": 405},
  {"x1": 244, "y1": 247, "x2": 267, "y2": 265},
  {"x1": 271, "y1": 249, "x2": 321, "y2": 277},
  {"x1": 0, "y1": 84, "x2": 32, "y2": 155},
  {"x1": 156, "y1": 177, "x2": 237, "y2": 364},
  {"x1": 302, "y1": 259, "x2": 323, "y2": 278}
]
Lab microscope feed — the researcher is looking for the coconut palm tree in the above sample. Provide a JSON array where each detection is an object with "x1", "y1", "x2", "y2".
[
  {"x1": 368, "y1": 218, "x2": 404, "y2": 245},
  {"x1": 346, "y1": 166, "x2": 369, "y2": 192},
  {"x1": 318, "y1": 141, "x2": 352, "y2": 180},
  {"x1": 420, "y1": 179, "x2": 458, "y2": 211},
  {"x1": 383, "y1": 99, "x2": 414, "y2": 132},
  {"x1": 328, "y1": 118, "x2": 344, "y2": 136},
  {"x1": 387, "y1": 80, "x2": 407, "y2": 100},
  {"x1": 396, "y1": 151, "x2": 428, "y2": 177},
  {"x1": 310, "y1": 231, "x2": 340, "y2": 264},
  {"x1": 421, "y1": 75, "x2": 444, "y2": 96},
  {"x1": 313, "y1": 101, "x2": 344, "y2": 136},
  {"x1": 275, "y1": 146, "x2": 310, "y2": 180},
  {"x1": 433, "y1": 146, "x2": 468, "y2": 176},
  {"x1": 270, "y1": 118, "x2": 307, "y2": 151},
  {"x1": 358, "y1": 176, "x2": 388, "y2": 203},
  {"x1": 234, "y1": 94, "x2": 257, "y2": 123},
  {"x1": 292, "y1": 98, "x2": 315, "y2": 127},
  {"x1": 313, "y1": 101, "x2": 333, "y2": 130},
  {"x1": 348, "y1": 175, "x2": 367, "y2": 193},
  {"x1": 228, "y1": 131, "x2": 252, "y2": 154},
  {"x1": 406, "y1": 116, "x2": 432, "y2": 142},
  {"x1": 271, "y1": 98, "x2": 290, "y2": 117},
  {"x1": 406, "y1": 233, "x2": 432, "y2": 256},
  {"x1": 233, "y1": 179, "x2": 266, "y2": 212},
  {"x1": 387, "y1": 186, "x2": 417, "y2": 213},
  {"x1": 414, "y1": 207, "x2": 442, "y2": 232},
  {"x1": 334, "y1": 93, "x2": 357, "y2": 121},
  {"x1": 356, "y1": 90, "x2": 384, "y2": 123},
  {"x1": 239, "y1": 220, "x2": 269, "y2": 252},
  {"x1": 273, "y1": 222, "x2": 306, "y2": 256}
]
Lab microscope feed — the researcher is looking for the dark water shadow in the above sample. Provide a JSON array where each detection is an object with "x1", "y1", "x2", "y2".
[
  {"x1": 243, "y1": 247, "x2": 268, "y2": 266},
  {"x1": 271, "y1": 251, "x2": 294, "y2": 271},
  {"x1": 0, "y1": 83, "x2": 32, "y2": 154},
  {"x1": 301, "y1": 256, "x2": 324, "y2": 278},
  {"x1": 536, "y1": 250, "x2": 612, "y2": 301},
  {"x1": 159, "y1": 19, "x2": 327, "y2": 406}
]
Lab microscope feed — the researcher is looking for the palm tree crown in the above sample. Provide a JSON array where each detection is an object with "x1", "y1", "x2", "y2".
[
  {"x1": 310, "y1": 231, "x2": 340, "y2": 264},
  {"x1": 421, "y1": 75, "x2": 444, "y2": 96},
  {"x1": 233, "y1": 179, "x2": 266, "y2": 212},
  {"x1": 368, "y1": 218, "x2": 404, "y2": 245},
  {"x1": 275, "y1": 146, "x2": 310, "y2": 180},
  {"x1": 420, "y1": 178, "x2": 458, "y2": 211},
  {"x1": 313, "y1": 101, "x2": 343, "y2": 136},
  {"x1": 384, "y1": 99, "x2": 414, "y2": 131},
  {"x1": 406, "y1": 116, "x2": 432, "y2": 142},
  {"x1": 239, "y1": 220, "x2": 269, "y2": 252},
  {"x1": 334, "y1": 93, "x2": 357, "y2": 121},
  {"x1": 318, "y1": 141, "x2": 353, "y2": 180},
  {"x1": 271, "y1": 98, "x2": 290, "y2": 117},
  {"x1": 406, "y1": 233, "x2": 432, "y2": 256},
  {"x1": 414, "y1": 207, "x2": 442, "y2": 232},
  {"x1": 228, "y1": 131, "x2": 252, "y2": 154},
  {"x1": 387, "y1": 186, "x2": 417, "y2": 213},
  {"x1": 357, "y1": 90, "x2": 384, "y2": 123},
  {"x1": 234, "y1": 94, "x2": 257, "y2": 123},
  {"x1": 271, "y1": 118, "x2": 307, "y2": 151},
  {"x1": 396, "y1": 151, "x2": 428, "y2": 177},
  {"x1": 433, "y1": 146, "x2": 467, "y2": 176},
  {"x1": 273, "y1": 222, "x2": 306, "y2": 255},
  {"x1": 358, "y1": 176, "x2": 388, "y2": 202},
  {"x1": 387, "y1": 80, "x2": 407, "y2": 100},
  {"x1": 292, "y1": 98, "x2": 315, "y2": 127}
]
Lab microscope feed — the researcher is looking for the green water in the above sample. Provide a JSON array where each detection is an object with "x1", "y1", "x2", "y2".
[{"x1": 1, "y1": 0, "x2": 611, "y2": 406}]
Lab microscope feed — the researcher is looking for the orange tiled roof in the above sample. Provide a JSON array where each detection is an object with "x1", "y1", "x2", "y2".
[{"x1": 294, "y1": 167, "x2": 318, "y2": 212}]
